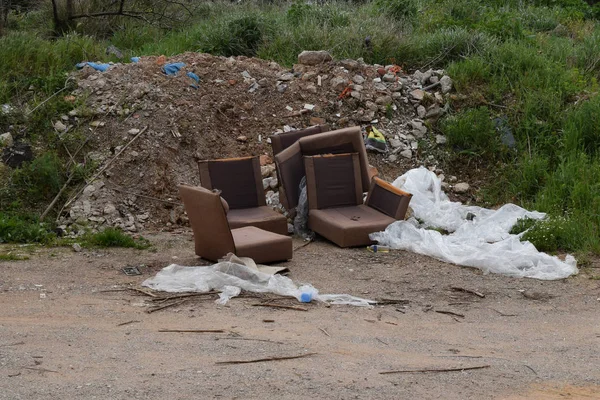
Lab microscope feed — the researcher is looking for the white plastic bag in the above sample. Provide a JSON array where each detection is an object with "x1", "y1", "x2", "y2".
[
  {"x1": 142, "y1": 256, "x2": 374, "y2": 307},
  {"x1": 370, "y1": 167, "x2": 578, "y2": 280}
]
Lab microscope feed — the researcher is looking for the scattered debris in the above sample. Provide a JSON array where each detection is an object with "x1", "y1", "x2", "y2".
[
  {"x1": 252, "y1": 303, "x2": 308, "y2": 312},
  {"x1": 158, "y1": 329, "x2": 226, "y2": 333},
  {"x1": 380, "y1": 365, "x2": 490, "y2": 375},
  {"x1": 122, "y1": 266, "x2": 142, "y2": 276},
  {"x1": 435, "y1": 310, "x2": 466, "y2": 318},
  {"x1": 451, "y1": 287, "x2": 485, "y2": 298},
  {"x1": 116, "y1": 320, "x2": 140, "y2": 327}
]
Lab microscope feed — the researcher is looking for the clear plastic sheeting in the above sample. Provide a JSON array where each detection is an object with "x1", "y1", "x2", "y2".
[
  {"x1": 370, "y1": 167, "x2": 578, "y2": 280},
  {"x1": 142, "y1": 254, "x2": 374, "y2": 307},
  {"x1": 293, "y1": 176, "x2": 314, "y2": 240}
]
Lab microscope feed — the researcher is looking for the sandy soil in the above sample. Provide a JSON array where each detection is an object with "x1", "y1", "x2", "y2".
[{"x1": 1, "y1": 232, "x2": 599, "y2": 399}]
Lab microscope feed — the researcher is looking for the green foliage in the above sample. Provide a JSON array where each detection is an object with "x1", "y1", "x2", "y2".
[
  {"x1": 287, "y1": 2, "x2": 350, "y2": 27},
  {"x1": 373, "y1": 0, "x2": 418, "y2": 21},
  {"x1": 0, "y1": 213, "x2": 56, "y2": 244},
  {"x1": 10, "y1": 153, "x2": 66, "y2": 207},
  {"x1": 0, "y1": 253, "x2": 29, "y2": 261},
  {"x1": 83, "y1": 228, "x2": 151, "y2": 249},
  {"x1": 200, "y1": 15, "x2": 271, "y2": 57},
  {"x1": 441, "y1": 107, "x2": 502, "y2": 157},
  {"x1": 520, "y1": 216, "x2": 582, "y2": 252}
]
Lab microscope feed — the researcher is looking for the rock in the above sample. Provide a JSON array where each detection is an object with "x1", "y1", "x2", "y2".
[
  {"x1": 276, "y1": 83, "x2": 288, "y2": 93},
  {"x1": 391, "y1": 92, "x2": 403, "y2": 100},
  {"x1": 351, "y1": 84, "x2": 363, "y2": 92},
  {"x1": 302, "y1": 71, "x2": 317, "y2": 81},
  {"x1": 365, "y1": 101, "x2": 379, "y2": 112},
  {"x1": 409, "y1": 120, "x2": 428, "y2": 138},
  {"x1": 310, "y1": 117, "x2": 326, "y2": 125},
  {"x1": 388, "y1": 154, "x2": 397, "y2": 162},
  {"x1": 350, "y1": 91, "x2": 362, "y2": 100},
  {"x1": 297, "y1": 50, "x2": 333, "y2": 65},
  {"x1": 375, "y1": 95, "x2": 393, "y2": 105},
  {"x1": 261, "y1": 164, "x2": 276, "y2": 178},
  {"x1": 440, "y1": 75, "x2": 453, "y2": 94},
  {"x1": 83, "y1": 185, "x2": 96, "y2": 197},
  {"x1": 410, "y1": 89, "x2": 425, "y2": 101},
  {"x1": 236, "y1": 135, "x2": 248, "y2": 142},
  {"x1": 278, "y1": 72, "x2": 294, "y2": 81},
  {"x1": 54, "y1": 121, "x2": 67, "y2": 132},
  {"x1": 449, "y1": 175, "x2": 457, "y2": 182},
  {"x1": 434, "y1": 92, "x2": 444, "y2": 103},
  {"x1": 412, "y1": 70, "x2": 425, "y2": 82},
  {"x1": 377, "y1": 67, "x2": 386, "y2": 77},
  {"x1": 352, "y1": 75, "x2": 365, "y2": 85},
  {"x1": 373, "y1": 82, "x2": 387, "y2": 92},
  {"x1": 0, "y1": 132, "x2": 13, "y2": 147},
  {"x1": 259, "y1": 155, "x2": 272, "y2": 166},
  {"x1": 435, "y1": 135, "x2": 447, "y2": 144},
  {"x1": 425, "y1": 104, "x2": 443, "y2": 118},
  {"x1": 382, "y1": 73, "x2": 396, "y2": 82},
  {"x1": 72, "y1": 243, "x2": 82, "y2": 253},
  {"x1": 416, "y1": 105, "x2": 426, "y2": 118},
  {"x1": 410, "y1": 141, "x2": 418, "y2": 150},
  {"x1": 128, "y1": 128, "x2": 140, "y2": 135},
  {"x1": 429, "y1": 76, "x2": 439, "y2": 84},
  {"x1": 263, "y1": 177, "x2": 276, "y2": 190},
  {"x1": 389, "y1": 138, "x2": 402, "y2": 148},
  {"x1": 422, "y1": 69, "x2": 433, "y2": 84},
  {"x1": 340, "y1": 59, "x2": 360, "y2": 70},
  {"x1": 103, "y1": 204, "x2": 117, "y2": 215},
  {"x1": 400, "y1": 149, "x2": 412, "y2": 159},
  {"x1": 304, "y1": 84, "x2": 317, "y2": 94},
  {"x1": 89, "y1": 121, "x2": 105, "y2": 128},
  {"x1": 258, "y1": 78, "x2": 268, "y2": 86},
  {"x1": 454, "y1": 182, "x2": 470, "y2": 193},
  {"x1": 330, "y1": 76, "x2": 347, "y2": 91}
]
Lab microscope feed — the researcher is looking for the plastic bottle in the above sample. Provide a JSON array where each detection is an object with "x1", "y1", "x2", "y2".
[
  {"x1": 367, "y1": 244, "x2": 391, "y2": 253},
  {"x1": 297, "y1": 285, "x2": 318, "y2": 303}
]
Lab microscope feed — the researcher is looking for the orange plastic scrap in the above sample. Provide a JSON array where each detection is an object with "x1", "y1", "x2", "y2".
[
  {"x1": 338, "y1": 86, "x2": 352, "y2": 99},
  {"x1": 389, "y1": 65, "x2": 402, "y2": 75}
]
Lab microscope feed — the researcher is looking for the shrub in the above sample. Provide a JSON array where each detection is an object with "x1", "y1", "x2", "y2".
[
  {"x1": 0, "y1": 213, "x2": 56, "y2": 244},
  {"x1": 520, "y1": 216, "x2": 582, "y2": 252},
  {"x1": 286, "y1": 2, "x2": 350, "y2": 27},
  {"x1": 200, "y1": 15, "x2": 270, "y2": 57},
  {"x1": 10, "y1": 152, "x2": 66, "y2": 207},
  {"x1": 373, "y1": 0, "x2": 418, "y2": 21}
]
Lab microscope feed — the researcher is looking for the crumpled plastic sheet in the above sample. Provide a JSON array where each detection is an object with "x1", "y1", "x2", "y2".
[
  {"x1": 142, "y1": 258, "x2": 374, "y2": 307},
  {"x1": 370, "y1": 167, "x2": 578, "y2": 280},
  {"x1": 293, "y1": 176, "x2": 314, "y2": 240}
]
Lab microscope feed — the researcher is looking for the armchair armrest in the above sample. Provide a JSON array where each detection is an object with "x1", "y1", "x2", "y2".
[{"x1": 365, "y1": 177, "x2": 412, "y2": 220}]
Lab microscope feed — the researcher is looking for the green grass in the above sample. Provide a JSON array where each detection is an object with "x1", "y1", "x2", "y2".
[
  {"x1": 82, "y1": 228, "x2": 151, "y2": 249},
  {"x1": 1, "y1": 0, "x2": 600, "y2": 255},
  {"x1": 0, "y1": 253, "x2": 30, "y2": 261}
]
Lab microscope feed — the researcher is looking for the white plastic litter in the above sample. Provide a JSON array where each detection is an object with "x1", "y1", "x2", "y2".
[
  {"x1": 370, "y1": 167, "x2": 578, "y2": 280},
  {"x1": 142, "y1": 254, "x2": 374, "y2": 307}
]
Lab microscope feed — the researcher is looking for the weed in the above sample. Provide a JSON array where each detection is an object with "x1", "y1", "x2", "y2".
[
  {"x1": 374, "y1": 0, "x2": 418, "y2": 21},
  {"x1": 520, "y1": 216, "x2": 582, "y2": 252},
  {"x1": 0, "y1": 253, "x2": 29, "y2": 261},
  {"x1": 83, "y1": 228, "x2": 150, "y2": 249},
  {"x1": 0, "y1": 213, "x2": 56, "y2": 244},
  {"x1": 441, "y1": 107, "x2": 503, "y2": 158}
]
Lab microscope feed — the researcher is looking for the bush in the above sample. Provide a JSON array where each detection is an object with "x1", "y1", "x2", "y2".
[
  {"x1": 200, "y1": 15, "x2": 271, "y2": 57},
  {"x1": 10, "y1": 152, "x2": 66, "y2": 207},
  {"x1": 0, "y1": 213, "x2": 55, "y2": 244},
  {"x1": 519, "y1": 216, "x2": 582, "y2": 252},
  {"x1": 441, "y1": 107, "x2": 502, "y2": 157},
  {"x1": 84, "y1": 228, "x2": 150, "y2": 249},
  {"x1": 286, "y1": 2, "x2": 350, "y2": 27}
]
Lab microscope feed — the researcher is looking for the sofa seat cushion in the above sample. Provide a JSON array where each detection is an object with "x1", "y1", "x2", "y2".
[
  {"x1": 308, "y1": 205, "x2": 396, "y2": 247},
  {"x1": 232, "y1": 226, "x2": 293, "y2": 263},
  {"x1": 227, "y1": 207, "x2": 288, "y2": 235}
]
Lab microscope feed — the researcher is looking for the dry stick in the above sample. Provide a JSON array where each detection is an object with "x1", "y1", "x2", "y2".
[
  {"x1": 318, "y1": 327, "x2": 331, "y2": 337},
  {"x1": 116, "y1": 320, "x2": 140, "y2": 327},
  {"x1": 40, "y1": 174, "x2": 75, "y2": 221},
  {"x1": 451, "y1": 287, "x2": 485, "y2": 298},
  {"x1": 149, "y1": 291, "x2": 220, "y2": 302},
  {"x1": 380, "y1": 365, "x2": 490, "y2": 375},
  {"x1": 490, "y1": 308, "x2": 518, "y2": 317},
  {"x1": 8, "y1": 372, "x2": 21, "y2": 377},
  {"x1": 216, "y1": 353, "x2": 317, "y2": 365},
  {"x1": 26, "y1": 77, "x2": 74, "y2": 116},
  {"x1": 99, "y1": 288, "x2": 129, "y2": 293},
  {"x1": 293, "y1": 240, "x2": 313, "y2": 252},
  {"x1": 252, "y1": 303, "x2": 308, "y2": 312},
  {"x1": 376, "y1": 338, "x2": 389, "y2": 346},
  {"x1": 158, "y1": 329, "x2": 226, "y2": 333},
  {"x1": 0, "y1": 341, "x2": 25, "y2": 347},
  {"x1": 60, "y1": 125, "x2": 149, "y2": 213},
  {"x1": 128, "y1": 287, "x2": 158, "y2": 298},
  {"x1": 23, "y1": 367, "x2": 60, "y2": 374},
  {"x1": 376, "y1": 298, "x2": 410, "y2": 305},
  {"x1": 436, "y1": 310, "x2": 465, "y2": 318},
  {"x1": 216, "y1": 337, "x2": 285, "y2": 345},
  {"x1": 108, "y1": 184, "x2": 182, "y2": 206},
  {"x1": 146, "y1": 299, "x2": 188, "y2": 314}
]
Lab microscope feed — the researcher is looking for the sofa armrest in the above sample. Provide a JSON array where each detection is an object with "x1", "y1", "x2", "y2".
[{"x1": 365, "y1": 177, "x2": 412, "y2": 220}]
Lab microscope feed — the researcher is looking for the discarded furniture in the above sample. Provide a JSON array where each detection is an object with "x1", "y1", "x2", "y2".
[
  {"x1": 179, "y1": 185, "x2": 293, "y2": 263},
  {"x1": 270, "y1": 124, "x2": 331, "y2": 156},
  {"x1": 275, "y1": 126, "x2": 378, "y2": 210},
  {"x1": 198, "y1": 156, "x2": 288, "y2": 235},
  {"x1": 304, "y1": 153, "x2": 412, "y2": 247}
]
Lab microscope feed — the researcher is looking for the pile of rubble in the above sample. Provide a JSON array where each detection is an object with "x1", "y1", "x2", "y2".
[{"x1": 58, "y1": 50, "x2": 465, "y2": 233}]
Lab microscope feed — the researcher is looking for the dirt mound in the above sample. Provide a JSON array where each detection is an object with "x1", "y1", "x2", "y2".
[{"x1": 61, "y1": 52, "x2": 454, "y2": 233}]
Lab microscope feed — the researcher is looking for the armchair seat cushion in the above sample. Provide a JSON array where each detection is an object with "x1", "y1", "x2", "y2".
[
  {"x1": 227, "y1": 207, "x2": 288, "y2": 235},
  {"x1": 232, "y1": 226, "x2": 293, "y2": 263},
  {"x1": 308, "y1": 205, "x2": 396, "y2": 247}
]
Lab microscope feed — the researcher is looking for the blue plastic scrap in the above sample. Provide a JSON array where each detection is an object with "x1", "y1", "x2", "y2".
[
  {"x1": 186, "y1": 71, "x2": 200, "y2": 89},
  {"x1": 76, "y1": 62, "x2": 111, "y2": 72},
  {"x1": 162, "y1": 62, "x2": 186, "y2": 76},
  {"x1": 131, "y1": 57, "x2": 140, "y2": 63}
]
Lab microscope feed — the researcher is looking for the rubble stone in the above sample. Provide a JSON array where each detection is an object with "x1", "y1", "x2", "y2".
[
  {"x1": 330, "y1": 76, "x2": 347, "y2": 91},
  {"x1": 410, "y1": 89, "x2": 425, "y2": 101},
  {"x1": 436, "y1": 135, "x2": 447, "y2": 144},
  {"x1": 352, "y1": 75, "x2": 365, "y2": 85},
  {"x1": 417, "y1": 105, "x2": 426, "y2": 118},
  {"x1": 0, "y1": 132, "x2": 13, "y2": 147},
  {"x1": 400, "y1": 149, "x2": 412, "y2": 159},
  {"x1": 454, "y1": 182, "x2": 470, "y2": 193},
  {"x1": 297, "y1": 50, "x2": 333, "y2": 65},
  {"x1": 440, "y1": 75, "x2": 453, "y2": 94}
]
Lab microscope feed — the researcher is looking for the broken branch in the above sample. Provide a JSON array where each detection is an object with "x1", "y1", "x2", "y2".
[
  {"x1": 252, "y1": 303, "x2": 308, "y2": 312},
  {"x1": 158, "y1": 329, "x2": 226, "y2": 333},
  {"x1": 216, "y1": 353, "x2": 317, "y2": 365},
  {"x1": 380, "y1": 365, "x2": 490, "y2": 375},
  {"x1": 435, "y1": 310, "x2": 465, "y2": 318},
  {"x1": 451, "y1": 287, "x2": 485, "y2": 298}
]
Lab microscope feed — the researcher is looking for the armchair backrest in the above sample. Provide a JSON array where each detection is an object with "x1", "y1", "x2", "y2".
[
  {"x1": 270, "y1": 124, "x2": 331, "y2": 155},
  {"x1": 365, "y1": 177, "x2": 412, "y2": 220},
  {"x1": 178, "y1": 185, "x2": 236, "y2": 261},
  {"x1": 304, "y1": 153, "x2": 363, "y2": 210},
  {"x1": 198, "y1": 156, "x2": 266, "y2": 209}
]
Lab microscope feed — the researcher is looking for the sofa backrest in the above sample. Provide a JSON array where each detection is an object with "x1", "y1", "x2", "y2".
[
  {"x1": 304, "y1": 153, "x2": 363, "y2": 210},
  {"x1": 178, "y1": 185, "x2": 236, "y2": 261},
  {"x1": 198, "y1": 156, "x2": 266, "y2": 209},
  {"x1": 270, "y1": 124, "x2": 331, "y2": 156}
]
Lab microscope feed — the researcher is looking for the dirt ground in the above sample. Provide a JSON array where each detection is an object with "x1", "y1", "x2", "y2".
[{"x1": 1, "y1": 232, "x2": 599, "y2": 399}]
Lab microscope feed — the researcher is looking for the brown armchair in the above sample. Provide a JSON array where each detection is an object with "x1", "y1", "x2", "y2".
[
  {"x1": 178, "y1": 185, "x2": 293, "y2": 263},
  {"x1": 198, "y1": 156, "x2": 288, "y2": 235},
  {"x1": 270, "y1": 124, "x2": 331, "y2": 156},
  {"x1": 304, "y1": 153, "x2": 412, "y2": 247},
  {"x1": 274, "y1": 126, "x2": 378, "y2": 210}
]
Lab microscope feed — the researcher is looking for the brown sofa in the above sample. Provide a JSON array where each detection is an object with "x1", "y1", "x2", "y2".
[
  {"x1": 304, "y1": 153, "x2": 412, "y2": 247},
  {"x1": 179, "y1": 185, "x2": 293, "y2": 263},
  {"x1": 198, "y1": 156, "x2": 288, "y2": 235},
  {"x1": 275, "y1": 126, "x2": 377, "y2": 210}
]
